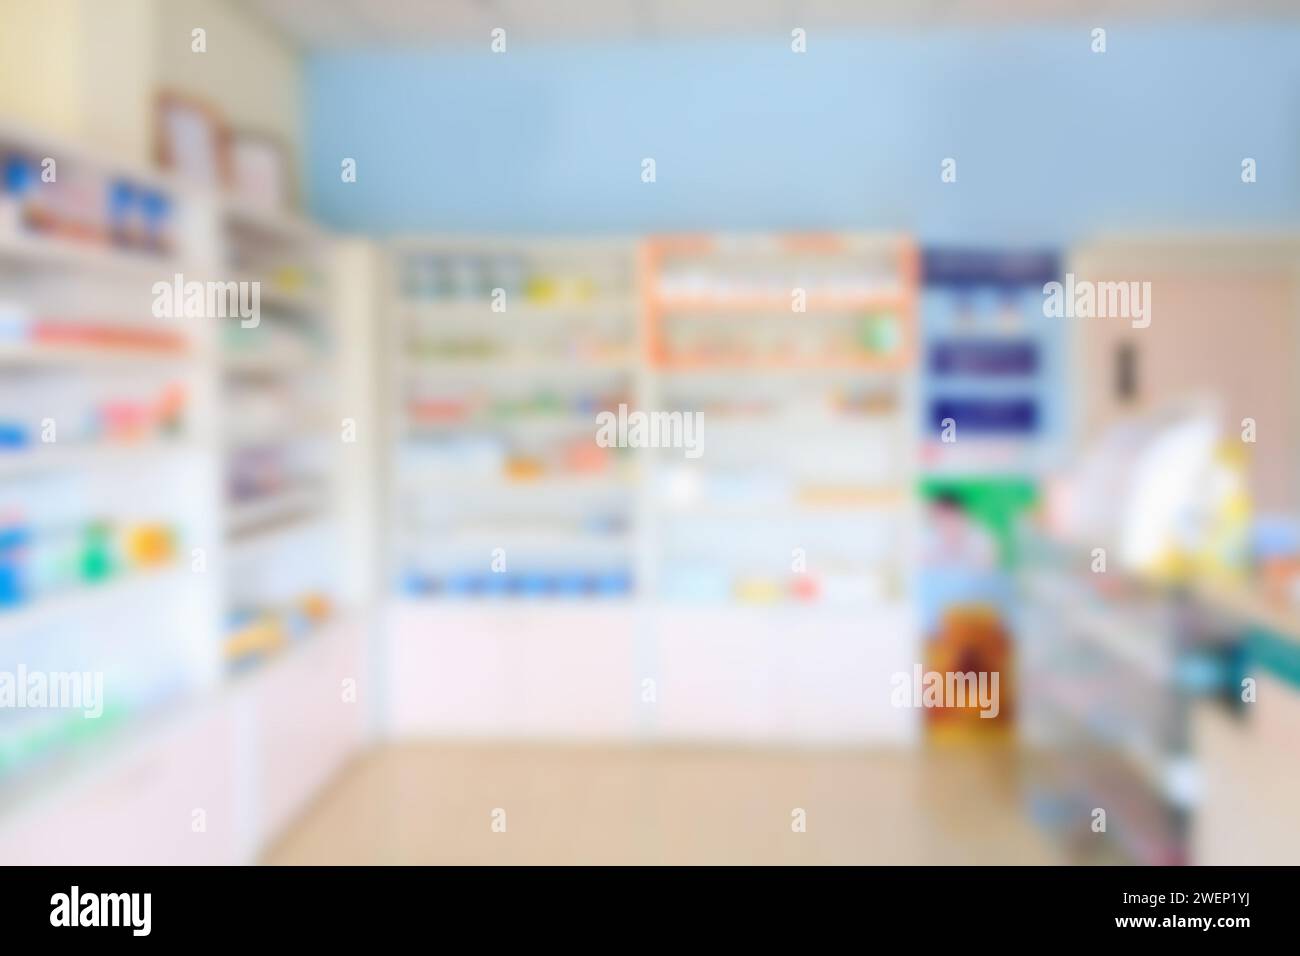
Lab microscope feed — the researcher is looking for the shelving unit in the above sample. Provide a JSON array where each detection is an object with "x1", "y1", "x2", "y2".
[
  {"x1": 1014, "y1": 529, "x2": 1258, "y2": 865},
  {"x1": 641, "y1": 233, "x2": 919, "y2": 608},
  {"x1": 382, "y1": 232, "x2": 922, "y2": 745},
  {"x1": 387, "y1": 238, "x2": 641, "y2": 602},
  {"x1": 0, "y1": 121, "x2": 367, "y2": 863},
  {"x1": 0, "y1": 120, "x2": 223, "y2": 784},
  {"x1": 217, "y1": 200, "x2": 342, "y2": 672}
]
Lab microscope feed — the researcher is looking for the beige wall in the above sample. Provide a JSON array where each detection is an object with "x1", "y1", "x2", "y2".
[
  {"x1": 83, "y1": 0, "x2": 158, "y2": 165},
  {"x1": 0, "y1": 0, "x2": 85, "y2": 141},
  {"x1": 0, "y1": 0, "x2": 156, "y2": 165},
  {"x1": 1072, "y1": 240, "x2": 1300, "y2": 511},
  {"x1": 154, "y1": 0, "x2": 303, "y2": 187},
  {"x1": 0, "y1": 0, "x2": 301, "y2": 187}
]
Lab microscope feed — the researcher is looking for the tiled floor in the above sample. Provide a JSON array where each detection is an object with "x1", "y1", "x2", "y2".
[{"x1": 263, "y1": 742, "x2": 1062, "y2": 865}]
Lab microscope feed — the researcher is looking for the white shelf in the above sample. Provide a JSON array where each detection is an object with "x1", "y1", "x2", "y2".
[
  {"x1": 405, "y1": 416, "x2": 600, "y2": 436},
  {"x1": 225, "y1": 517, "x2": 330, "y2": 564},
  {"x1": 0, "y1": 231, "x2": 203, "y2": 280},
  {"x1": 385, "y1": 233, "x2": 918, "y2": 619},
  {"x1": 0, "y1": 121, "x2": 364, "y2": 863},
  {"x1": 221, "y1": 196, "x2": 323, "y2": 246},
  {"x1": 387, "y1": 238, "x2": 641, "y2": 602},
  {"x1": 395, "y1": 472, "x2": 637, "y2": 494},
  {"x1": 222, "y1": 347, "x2": 320, "y2": 374},
  {"x1": 0, "y1": 566, "x2": 195, "y2": 640},
  {"x1": 399, "y1": 299, "x2": 636, "y2": 319},
  {"x1": 241, "y1": 279, "x2": 328, "y2": 314},
  {"x1": 0, "y1": 342, "x2": 198, "y2": 368},
  {"x1": 403, "y1": 354, "x2": 635, "y2": 376},
  {"x1": 224, "y1": 426, "x2": 331, "y2": 449},
  {"x1": 227, "y1": 485, "x2": 330, "y2": 539},
  {"x1": 0, "y1": 441, "x2": 197, "y2": 478}
]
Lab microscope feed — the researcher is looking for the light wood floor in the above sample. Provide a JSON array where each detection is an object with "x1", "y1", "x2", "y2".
[{"x1": 263, "y1": 742, "x2": 1062, "y2": 865}]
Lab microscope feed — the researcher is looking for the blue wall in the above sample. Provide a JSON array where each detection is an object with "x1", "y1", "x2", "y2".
[{"x1": 305, "y1": 25, "x2": 1300, "y2": 241}]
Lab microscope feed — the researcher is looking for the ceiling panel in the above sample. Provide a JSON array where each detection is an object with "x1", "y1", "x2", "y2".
[{"x1": 239, "y1": 0, "x2": 1300, "y2": 51}]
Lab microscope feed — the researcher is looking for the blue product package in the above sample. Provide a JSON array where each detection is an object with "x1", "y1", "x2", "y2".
[
  {"x1": 107, "y1": 179, "x2": 136, "y2": 245},
  {"x1": 2, "y1": 154, "x2": 33, "y2": 196},
  {"x1": 141, "y1": 190, "x2": 171, "y2": 249},
  {"x1": 555, "y1": 572, "x2": 587, "y2": 596},
  {"x1": 481, "y1": 573, "x2": 511, "y2": 597},
  {"x1": 516, "y1": 573, "x2": 551, "y2": 597},
  {"x1": 401, "y1": 570, "x2": 429, "y2": 595},
  {"x1": 0, "y1": 554, "x2": 24, "y2": 608},
  {"x1": 0, "y1": 424, "x2": 29, "y2": 449},
  {"x1": 445, "y1": 571, "x2": 481, "y2": 597},
  {"x1": 595, "y1": 570, "x2": 631, "y2": 596}
]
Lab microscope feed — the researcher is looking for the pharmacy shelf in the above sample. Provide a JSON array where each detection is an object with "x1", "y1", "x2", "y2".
[
  {"x1": 1020, "y1": 568, "x2": 1172, "y2": 682},
  {"x1": 640, "y1": 233, "x2": 920, "y2": 609},
  {"x1": 657, "y1": 355, "x2": 911, "y2": 372},
  {"x1": 651, "y1": 292, "x2": 911, "y2": 313},
  {"x1": 399, "y1": 299, "x2": 637, "y2": 320},
  {"x1": 0, "y1": 441, "x2": 198, "y2": 478},
  {"x1": 0, "y1": 117, "x2": 366, "y2": 864},
  {"x1": 227, "y1": 485, "x2": 330, "y2": 540},
  {"x1": 223, "y1": 416, "x2": 332, "y2": 448},
  {"x1": 0, "y1": 122, "x2": 222, "y2": 776},
  {"x1": 221, "y1": 195, "x2": 324, "y2": 246},
  {"x1": 0, "y1": 565, "x2": 194, "y2": 640},
  {"x1": 0, "y1": 342, "x2": 197, "y2": 368},
  {"x1": 386, "y1": 237, "x2": 642, "y2": 602},
  {"x1": 247, "y1": 281, "x2": 329, "y2": 315},
  {"x1": 222, "y1": 346, "x2": 320, "y2": 375},
  {"x1": 0, "y1": 231, "x2": 195, "y2": 280},
  {"x1": 0, "y1": 609, "x2": 364, "y2": 863},
  {"x1": 394, "y1": 472, "x2": 637, "y2": 496},
  {"x1": 403, "y1": 355, "x2": 636, "y2": 376},
  {"x1": 1017, "y1": 533, "x2": 1204, "y2": 863},
  {"x1": 216, "y1": 195, "x2": 345, "y2": 697}
]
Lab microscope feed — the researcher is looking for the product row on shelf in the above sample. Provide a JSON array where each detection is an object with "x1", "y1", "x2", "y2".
[
  {"x1": 0, "y1": 309, "x2": 189, "y2": 357},
  {"x1": 0, "y1": 371, "x2": 188, "y2": 453},
  {"x1": 403, "y1": 383, "x2": 633, "y2": 429},
  {"x1": 399, "y1": 246, "x2": 633, "y2": 305},
  {"x1": 218, "y1": 193, "x2": 338, "y2": 675},
  {"x1": 649, "y1": 242, "x2": 909, "y2": 304},
  {"x1": 387, "y1": 235, "x2": 920, "y2": 606},
  {"x1": 655, "y1": 310, "x2": 905, "y2": 367},
  {"x1": 0, "y1": 487, "x2": 181, "y2": 614},
  {"x1": 0, "y1": 579, "x2": 204, "y2": 780},
  {"x1": 1, "y1": 148, "x2": 178, "y2": 258},
  {"x1": 643, "y1": 235, "x2": 916, "y2": 370},
  {"x1": 0, "y1": 119, "x2": 344, "y2": 782}
]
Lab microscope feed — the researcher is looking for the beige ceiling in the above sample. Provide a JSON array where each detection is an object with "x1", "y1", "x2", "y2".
[{"x1": 239, "y1": 0, "x2": 1300, "y2": 50}]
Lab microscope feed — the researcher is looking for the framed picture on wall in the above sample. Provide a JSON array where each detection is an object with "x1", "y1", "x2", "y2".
[
  {"x1": 155, "y1": 91, "x2": 229, "y2": 187},
  {"x1": 228, "y1": 130, "x2": 293, "y2": 211}
]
